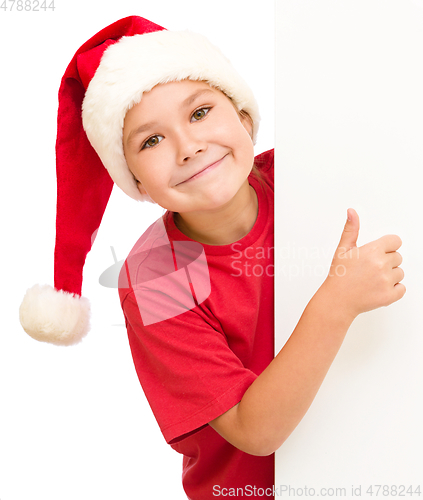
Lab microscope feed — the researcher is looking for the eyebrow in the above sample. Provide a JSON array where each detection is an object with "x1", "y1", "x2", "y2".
[
  {"x1": 126, "y1": 88, "x2": 215, "y2": 147},
  {"x1": 126, "y1": 120, "x2": 159, "y2": 146},
  {"x1": 182, "y1": 88, "x2": 215, "y2": 108}
]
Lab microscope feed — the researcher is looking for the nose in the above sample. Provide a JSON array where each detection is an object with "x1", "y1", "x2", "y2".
[{"x1": 175, "y1": 126, "x2": 208, "y2": 164}]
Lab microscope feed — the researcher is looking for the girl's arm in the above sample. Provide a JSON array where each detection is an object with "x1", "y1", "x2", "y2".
[{"x1": 209, "y1": 209, "x2": 405, "y2": 456}]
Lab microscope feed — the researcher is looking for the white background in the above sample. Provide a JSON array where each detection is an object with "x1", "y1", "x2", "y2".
[
  {"x1": 275, "y1": 0, "x2": 423, "y2": 496},
  {"x1": 6, "y1": 2, "x2": 422, "y2": 498},
  {"x1": 0, "y1": 1, "x2": 273, "y2": 499}
]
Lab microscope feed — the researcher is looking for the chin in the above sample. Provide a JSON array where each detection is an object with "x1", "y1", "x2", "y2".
[{"x1": 203, "y1": 187, "x2": 243, "y2": 210}]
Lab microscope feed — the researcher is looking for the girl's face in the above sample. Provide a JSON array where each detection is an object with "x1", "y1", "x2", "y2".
[{"x1": 122, "y1": 80, "x2": 255, "y2": 214}]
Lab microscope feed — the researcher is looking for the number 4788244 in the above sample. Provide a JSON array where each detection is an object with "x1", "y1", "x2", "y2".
[{"x1": 1, "y1": 0, "x2": 55, "y2": 11}]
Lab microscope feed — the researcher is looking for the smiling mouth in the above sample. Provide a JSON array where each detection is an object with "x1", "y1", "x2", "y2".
[{"x1": 176, "y1": 155, "x2": 228, "y2": 185}]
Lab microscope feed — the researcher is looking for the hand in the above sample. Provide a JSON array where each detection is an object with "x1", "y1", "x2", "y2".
[{"x1": 324, "y1": 208, "x2": 406, "y2": 319}]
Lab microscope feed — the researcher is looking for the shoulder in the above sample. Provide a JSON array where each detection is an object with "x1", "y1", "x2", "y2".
[
  {"x1": 251, "y1": 148, "x2": 274, "y2": 191},
  {"x1": 254, "y1": 148, "x2": 274, "y2": 174},
  {"x1": 118, "y1": 216, "x2": 173, "y2": 305}
]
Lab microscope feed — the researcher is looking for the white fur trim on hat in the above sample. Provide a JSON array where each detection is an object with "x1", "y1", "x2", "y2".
[
  {"x1": 82, "y1": 30, "x2": 260, "y2": 201},
  {"x1": 19, "y1": 284, "x2": 90, "y2": 346}
]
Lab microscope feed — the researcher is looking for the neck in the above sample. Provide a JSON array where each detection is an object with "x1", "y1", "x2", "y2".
[{"x1": 174, "y1": 181, "x2": 258, "y2": 246}]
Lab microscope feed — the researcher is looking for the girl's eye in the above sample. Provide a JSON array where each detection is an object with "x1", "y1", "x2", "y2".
[
  {"x1": 142, "y1": 135, "x2": 163, "y2": 150},
  {"x1": 191, "y1": 107, "x2": 210, "y2": 122}
]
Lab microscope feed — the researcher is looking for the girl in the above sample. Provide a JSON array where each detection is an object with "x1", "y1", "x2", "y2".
[{"x1": 19, "y1": 15, "x2": 405, "y2": 500}]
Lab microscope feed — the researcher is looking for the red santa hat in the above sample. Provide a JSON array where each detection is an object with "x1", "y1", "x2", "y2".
[{"x1": 19, "y1": 15, "x2": 260, "y2": 346}]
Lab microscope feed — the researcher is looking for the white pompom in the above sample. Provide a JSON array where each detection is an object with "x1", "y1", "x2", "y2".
[{"x1": 19, "y1": 284, "x2": 90, "y2": 346}]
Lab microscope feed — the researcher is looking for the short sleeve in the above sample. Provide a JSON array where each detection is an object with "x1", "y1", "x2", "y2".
[{"x1": 121, "y1": 291, "x2": 258, "y2": 444}]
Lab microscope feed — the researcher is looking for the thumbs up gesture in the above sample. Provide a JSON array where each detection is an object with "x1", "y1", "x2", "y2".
[{"x1": 325, "y1": 208, "x2": 406, "y2": 320}]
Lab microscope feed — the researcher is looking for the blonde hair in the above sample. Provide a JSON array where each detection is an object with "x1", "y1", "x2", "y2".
[{"x1": 237, "y1": 109, "x2": 266, "y2": 192}]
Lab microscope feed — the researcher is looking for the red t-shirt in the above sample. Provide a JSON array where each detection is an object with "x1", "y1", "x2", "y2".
[{"x1": 119, "y1": 149, "x2": 275, "y2": 499}]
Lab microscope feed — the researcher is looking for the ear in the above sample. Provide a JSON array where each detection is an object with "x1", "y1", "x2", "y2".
[
  {"x1": 136, "y1": 180, "x2": 156, "y2": 204},
  {"x1": 239, "y1": 110, "x2": 253, "y2": 138},
  {"x1": 136, "y1": 179, "x2": 147, "y2": 196}
]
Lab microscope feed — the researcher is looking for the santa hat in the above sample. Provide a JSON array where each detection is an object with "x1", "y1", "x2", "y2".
[{"x1": 19, "y1": 15, "x2": 260, "y2": 346}]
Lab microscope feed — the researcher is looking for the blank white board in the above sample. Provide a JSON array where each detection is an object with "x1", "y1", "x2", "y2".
[{"x1": 275, "y1": 0, "x2": 423, "y2": 495}]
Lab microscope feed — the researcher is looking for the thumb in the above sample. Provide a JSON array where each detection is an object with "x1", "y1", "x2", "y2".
[{"x1": 337, "y1": 208, "x2": 360, "y2": 253}]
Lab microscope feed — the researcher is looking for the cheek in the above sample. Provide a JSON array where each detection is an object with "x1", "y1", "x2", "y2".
[
  {"x1": 138, "y1": 172, "x2": 163, "y2": 198},
  {"x1": 215, "y1": 117, "x2": 253, "y2": 149},
  {"x1": 234, "y1": 126, "x2": 255, "y2": 164},
  {"x1": 135, "y1": 161, "x2": 175, "y2": 205},
  {"x1": 130, "y1": 154, "x2": 164, "y2": 186}
]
